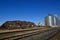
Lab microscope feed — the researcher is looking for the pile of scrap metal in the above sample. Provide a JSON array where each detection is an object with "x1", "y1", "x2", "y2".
[{"x1": 1, "y1": 20, "x2": 36, "y2": 30}]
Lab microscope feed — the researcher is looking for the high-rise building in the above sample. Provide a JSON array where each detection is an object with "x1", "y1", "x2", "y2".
[{"x1": 45, "y1": 14, "x2": 58, "y2": 27}]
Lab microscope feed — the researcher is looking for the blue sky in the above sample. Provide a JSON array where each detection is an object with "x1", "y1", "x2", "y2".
[{"x1": 0, "y1": 0, "x2": 60, "y2": 25}]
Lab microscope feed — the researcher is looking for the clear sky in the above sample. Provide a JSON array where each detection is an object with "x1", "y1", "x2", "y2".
[{"x1": 0, "y1": 0, "x2": 60, "y2": 25}]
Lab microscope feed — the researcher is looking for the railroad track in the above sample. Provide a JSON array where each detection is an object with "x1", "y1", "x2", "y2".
[
  {"x1": 0, "y1": 27, "x2": 60, "y2": 40},
  {"x1": 0, "y1": 27, "x2": 45, "y2": 33}
]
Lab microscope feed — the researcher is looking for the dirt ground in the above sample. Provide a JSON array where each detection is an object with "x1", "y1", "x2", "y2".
[{"x1": 49, "y1": 32, "x2": 60, "y2": 40}]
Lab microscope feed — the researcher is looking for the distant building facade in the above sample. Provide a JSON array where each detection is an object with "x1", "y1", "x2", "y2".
[{"x1": 45, "y1": 14, "x2": 59, "y2": 27}]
